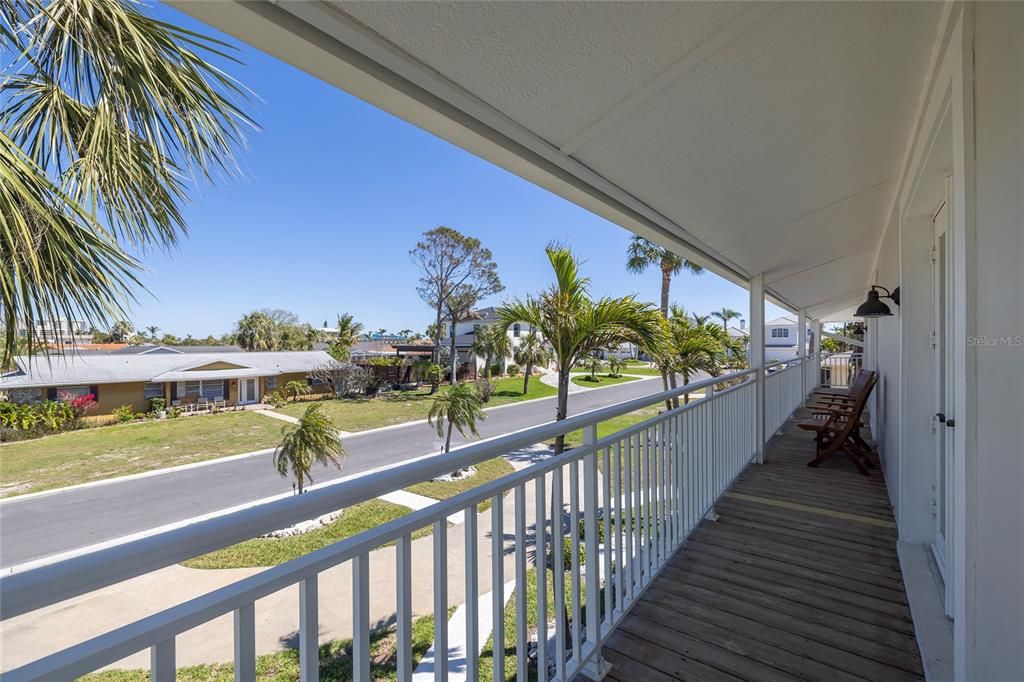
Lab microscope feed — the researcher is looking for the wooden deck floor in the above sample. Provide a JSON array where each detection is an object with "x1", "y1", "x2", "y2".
[{"x1": 603, "y1": 408, "x2": 925, "y2": 682}]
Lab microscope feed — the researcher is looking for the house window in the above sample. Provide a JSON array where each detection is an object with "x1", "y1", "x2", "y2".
[
  {"x1": 56, "y1": 385, "x2": 90, "y2": 401},
  {"x1": 265, "y1": 376, "x2": 277, "y2": 389},
  {"x1": 513, "y1": 323, "x2": 521, "y2": 338},
  {"x1": 178, "y1": 380, "x2": 224, "y2": 399},
  {"x1": 144, "y1": 382, "x2": 164, "y2": 399},
  {"x1": 771, "y1": 328, "x2": 790, "y2": 338}
]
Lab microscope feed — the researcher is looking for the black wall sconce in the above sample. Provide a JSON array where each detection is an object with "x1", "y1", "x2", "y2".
[{"x1": 855, "y1": 285, "x2": 901, "y2": 318}]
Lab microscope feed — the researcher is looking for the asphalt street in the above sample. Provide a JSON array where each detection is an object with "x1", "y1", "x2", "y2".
[{"x1": 0, "y1": 377, "x2": 683, "y2": 567}]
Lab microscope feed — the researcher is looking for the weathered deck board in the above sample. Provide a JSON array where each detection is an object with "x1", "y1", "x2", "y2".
[{"x1": 603, "y1": 408, "x2": 925, "y2": 681}]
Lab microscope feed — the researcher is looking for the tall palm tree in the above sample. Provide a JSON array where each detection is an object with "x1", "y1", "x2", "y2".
[
  {"x1": 235, "y1": 311, "x2": 276, "y2": 351},
  {"x1": 711, "y1": 307, "x2": 741, "y2": 330},
  {"x1": 274, "y1": 404, "x2": 345, "y2": 494},
  {"x1": 428, "y1": 382, "x2": 486, "y2": 454},
  {"x1": 470, "y1": 324, "x2": 511, "y2": 379},
  {"x1": 513, "y1": 331, "x2": 549, "y2": 395},
  {"x1": 626, "y1": 236, "x2": 704, "y2": 402},
  {"x1": 145, "y1": 325, "x2": 160, "y2": 342},
  {"x1": 500, "y1": 246, "x2": 663, "y2": 453},
  {"x1": 1, "y1": 0, "x2": 253, "y2": 362}
]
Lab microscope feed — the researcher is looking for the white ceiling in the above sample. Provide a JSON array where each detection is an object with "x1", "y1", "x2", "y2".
[{"x1": 176, "y1": 1, "x2": 944, "y2": 319}]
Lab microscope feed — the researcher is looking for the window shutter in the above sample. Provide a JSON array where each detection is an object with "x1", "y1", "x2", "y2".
[
  {"x1": 89, "y1": 385, "x2": 99, "y2": 399},
  {"x1": 46, "y1": 387, "x2": 57, "y2": 401},
  {"x1": 170, "y1": 382, "x2": 177, "y2": 401},
  {"x1": 223, "y1": 380, "x2": 231, "y2": 400}
]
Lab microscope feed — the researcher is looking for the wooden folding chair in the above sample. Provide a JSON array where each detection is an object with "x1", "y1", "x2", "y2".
[
  {"x1": 799, "y1": 373, "x2": 879, "y2": 475},
  {"x1": 810, "y1": 369, "x2": 873, "y2": 406}
]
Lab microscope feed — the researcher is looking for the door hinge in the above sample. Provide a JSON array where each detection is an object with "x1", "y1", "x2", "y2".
[
  {"x1": 930, "y1": 499, "x2": 938, "y2": 517},
  {"x1": 929, "y1": 247, "x2": 937, "y2": 263},
  {"x1": 929, "y1": 330, "x2": 937, "y2": 349}
]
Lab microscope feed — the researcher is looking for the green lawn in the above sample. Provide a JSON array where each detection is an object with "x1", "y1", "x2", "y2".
[
  {"x1": 406, "y1": 456, "x2": 515, "y2": 512},
  {"x1": 619, "y1": 366, "x2": 664, "y2": 376},
  {"x1": 0, "y1": 412, "x2": 284, "y2": 498},
  {"x1": 276, "y1": 378, "x2": 555, "y2": 433},
  {"x1": 570, "y1": 373, "x2": 640, "y2": 388},
  {"x1": 183, "y1": 500, "x2": 430, "y2": 570},
  {"x1": 81, "y1": 609, "x2": 443, "y2": 681},
  {"x1": 557, "y1": 405, "x2": 663, "y2": 449}
]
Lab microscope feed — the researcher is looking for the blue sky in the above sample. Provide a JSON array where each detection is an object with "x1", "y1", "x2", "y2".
[{"x1": 132, "y1": 3, "x2": 785, "y2": 338}]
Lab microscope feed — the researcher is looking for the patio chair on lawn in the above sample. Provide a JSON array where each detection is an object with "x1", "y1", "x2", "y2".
[{"x1": 799, "y1": 372, "x2": 879, "y2": 475}]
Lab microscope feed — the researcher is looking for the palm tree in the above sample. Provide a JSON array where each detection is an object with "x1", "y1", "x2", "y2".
[
  {"x1": 284, "y1": 380, "x2": 310, "y2": 402},
  {"x1": 109, "y1": 320, "x2": 133, "y2": 343},
  {"x1": 608, "y1": 356, "x2": 624, "y2": 378},
  {"x1": 274, "y1": 404, "x2": 345, "y2": 494},
  {"x1": 428, "y1": 382, "x2": 486, "y2": 455},
  {"x1": 691, "y1": 312, "x2": 712, "y2": 325},
  {"x1": 513, "y1": 331, "x2": 549, "y2": 395},
  {"x1": 470, "y1": 324, "x2": 511, "y2": 380},
  {"x1": 711, "y1": 307, "x2": 741, "y2": 330},
  {"x1": 585, "y1": 353, "x2": 604, "y2": 380},
  {"x1": 235, "y1": 312, "x2": 276, "y2": 351},
  {"x1": 1, "y1": 0, "x2": 253, "y2": 362},
  {"x1": 668, "y1": 306, "x2": 729, "y2": 403},
  {"x1": 500, "y1": 246, "x2": 664, "y2": 453},
  {"x1": 328, "y1": 313, "x2": 364, "y2": 361},
  {"x1": 145, "y1": 326, "x2": 161, "y2": 341},
  {"x1": 625, "y1": 236, "x2": 704, "y2": 402}
]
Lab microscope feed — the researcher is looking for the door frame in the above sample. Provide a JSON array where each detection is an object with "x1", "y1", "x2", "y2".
[{"x1": 238, "y1": 377, "x2": 259, "y2": 405}]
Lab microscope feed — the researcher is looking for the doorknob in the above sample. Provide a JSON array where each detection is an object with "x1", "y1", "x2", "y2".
[
  {"x1": 946, "y1": 420, "x2": 956, "y2": 428},
  {"x1": 935, "y1": 412, "x2": 946, "y2": 423}
]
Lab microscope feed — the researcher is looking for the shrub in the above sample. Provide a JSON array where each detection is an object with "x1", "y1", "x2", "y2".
[
  {"x1": 265, "y1": 390, "x2": 288, "y2": 408},
  {"x1": 364, "y1": 373, "x2": 388, "y2": 396},
  {"x1": 112, "y1": 404, "x2": 135, "y2": 423},
  {"x1": 488, "y1": 363, "x2": 503, "y2": 377},
  {"x1": 149, "y1": 397, "x2": 166, "y2": 413},
  {"x1": 367, "y1": 356, "x2": 401, "y2": 367},
  {"x1": 506, "y1": 364, "x2": 521, "y2": 376},
  {"x1": 68, "y1": 394, "x2": 97, "y2": 422},
  {"x1": 283, "y1": 380, "x2": 310, "y2": 402},
  {"x1": 168, "y1": 406, "x2": 183, "y2": 419},
  {"x1": 474, "y1": 376, "x2": 497, "y2": 403},
  {"x1": 426, "y1": 364, "x2": 444, "y2": 386}
]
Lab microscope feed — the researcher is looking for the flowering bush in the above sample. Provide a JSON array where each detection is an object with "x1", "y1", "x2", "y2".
[{"x1": 68, "y1": 394, "x2": 97, "y2": 421}]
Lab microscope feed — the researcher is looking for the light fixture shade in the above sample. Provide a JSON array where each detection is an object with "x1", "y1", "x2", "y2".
[{"x1": 854, "y1": 288, "x2": 893, "y2": 318}]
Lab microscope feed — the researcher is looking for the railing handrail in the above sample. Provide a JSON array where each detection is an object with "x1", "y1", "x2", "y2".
[{"x1": 0, "y1": 367, "x2": 756, "y2": 620}]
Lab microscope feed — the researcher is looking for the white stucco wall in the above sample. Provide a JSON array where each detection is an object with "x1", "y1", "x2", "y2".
[{"x1": 968, "y1": 5, "x2": 1024, "y2": 677}]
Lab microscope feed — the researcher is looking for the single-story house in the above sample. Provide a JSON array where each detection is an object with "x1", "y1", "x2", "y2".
[{"x1": 0, "y1": 350, "x2": 333, "y2": 416}]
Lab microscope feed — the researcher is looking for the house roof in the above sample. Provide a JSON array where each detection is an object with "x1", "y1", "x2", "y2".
[
  {"x1": 0, "y1": 351, "x2": 332, "y2": 389},
  {"x1": 766, "y1": 314, "x2": 798, "y2": 327},
  {"x1": 112, "y1": 345, "x2": 245, "y2": 355}
]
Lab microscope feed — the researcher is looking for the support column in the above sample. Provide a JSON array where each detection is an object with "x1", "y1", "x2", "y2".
[
  {"x1": 797, "y1": 309, "x2": 807, "y2": 406},
  {"x1": 749, "y1": 274, "x2": 766, "y2": 463}
]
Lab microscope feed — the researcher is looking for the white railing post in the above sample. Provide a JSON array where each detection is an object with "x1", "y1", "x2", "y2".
[
  {"x1": 433, "y1": 519, "x2": 448, "y2": 682},
  {"x1": 581, "y1": 424, "x2": 611, "y2": 679},
  {"x1": 490, "y1": 497, "x2": 504, "y2": 680},
  {"x1": 749, "y1": 273, "x2": 766, "y2": 463},
  {"x1": 299, "y1": 576, "x2": 318, "y2": 682},
  {"x1": 150, "y1": 638, "x2": 175, "y2": 682},
  {"x1": 464, "y1": 507, "x2": 479, "y2": 681},
  {"x1": 396, "y1": 534, "x2": 413, "y2": 682},
  {"x1": 352, "y1": 553, "x2": 370, "y2": 680},
  {"x1": 233, "y1": 604, "x2": 255, "y2": 682}
]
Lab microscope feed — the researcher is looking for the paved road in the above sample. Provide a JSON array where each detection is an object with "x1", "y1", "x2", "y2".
[{"x1": 0, "y1": 377, "x2": 677, "y2": 567}]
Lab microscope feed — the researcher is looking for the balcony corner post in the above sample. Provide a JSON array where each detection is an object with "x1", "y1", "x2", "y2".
[
  {"x1": 750, "y1": 274, "x2": 766, "y2": 463},
  {"x1": 797, "y1": 308, "x2": 808, "y2": 406}
]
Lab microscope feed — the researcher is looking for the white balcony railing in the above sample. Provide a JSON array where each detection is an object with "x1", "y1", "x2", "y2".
[
  {"x1": 2, "y1": 365, "x2": 815, "y2": 681},
  {"x1": 820, "y1": 351, "x2": 864, "y2": 387}
]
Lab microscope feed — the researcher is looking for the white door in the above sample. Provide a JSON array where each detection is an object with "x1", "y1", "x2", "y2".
[
  {"x1": 239, "y1": 378, "x2": 258, "y2": 404},
  {"x1": 931, "y1": 180, "x2": 955, "y2": 615}
]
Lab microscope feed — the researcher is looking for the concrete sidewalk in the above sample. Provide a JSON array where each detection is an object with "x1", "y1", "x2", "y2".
[{"x1": 0, "y1": 445, "x2": 580, "y2": 673}]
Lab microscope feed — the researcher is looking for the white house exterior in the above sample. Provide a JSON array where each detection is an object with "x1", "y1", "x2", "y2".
[
  {"x1": 440, "y1": 306, "x2": 536, "y2": 373},
  {"x1": 3, "y1": 4, "x2": 1021, "y2": 681}
]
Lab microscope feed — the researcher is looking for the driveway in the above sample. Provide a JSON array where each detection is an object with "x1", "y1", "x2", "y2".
[{"x1": 0, "y1": 376, "x2": 681, "y2": 568}]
